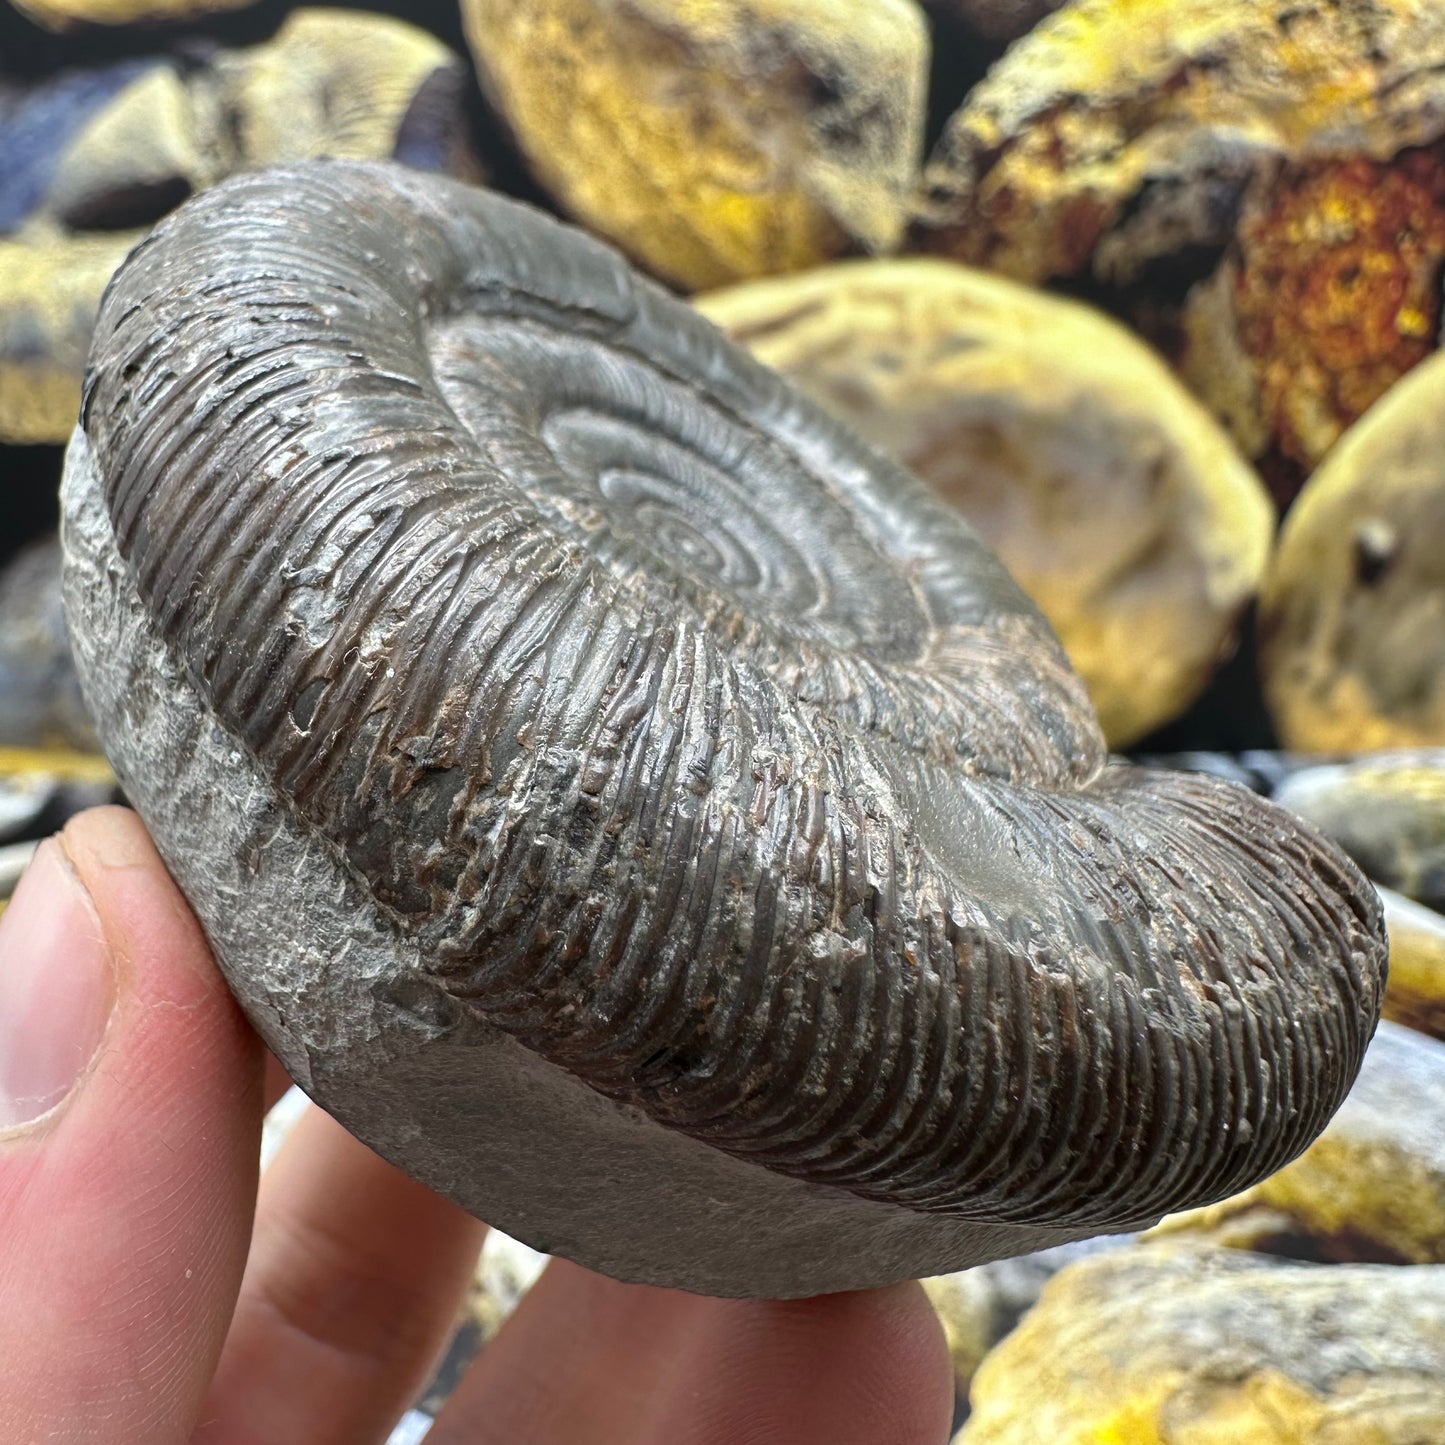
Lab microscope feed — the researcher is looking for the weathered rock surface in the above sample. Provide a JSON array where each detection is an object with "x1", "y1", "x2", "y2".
[
  {"x1": 0, "y1": 534, "x2": 96, "y2": 752},
  {"x1": 0, "y1": 230, "x2": 140, "y2": 445},
  {"x1": 698, "y1": 258, "x2": 1273, "y2": 746},
  {"x1": 956, "y1": 1245, "x2": 1445, "y2": 1444},
  {"x1": 1259, "y1": 352, "x2": 1445, "y2": 752},
  {"x1": 914, "y1": 0, "x2": 1445, "y2": 498},
  {"x1": 11, "y1": 0, "x2": 258, "y2": 27},
  {"x1": 924, "y1": 1235, "x2": 1134, "y2": 1395},
  {"x1": 462, "y1": 0, "x2": 929, "y2": 291},
  {"x1": 1377, "y1": 889, "x2": 1445, "y2": 1040}
]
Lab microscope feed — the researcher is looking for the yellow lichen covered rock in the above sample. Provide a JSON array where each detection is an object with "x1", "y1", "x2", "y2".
[
  {"x1": 698, "y1": 258, "x2": 1273, "y2": 745},
  {"x1": 1151, "y1": 1022, "x2": 1445, "y2": 1265},
  {"x1": 1259, "y1": 352, "x2": 1445, "y2": 752},
  {"x1": 915, "y1": 0, "x2": 1445, "y2": 492},
  {"x1": 463, "y1": 0, "x2": 929, "y2": 291},
  {"x1": 0, "y1": 230, "x2": 142, "y2": 445},
  {"x1": 957, "y1": 1245, "x2": 1445, "y2": 1444},
  {"x1": 1377, "y1": 888, "x2": 1445, "y2": 1040}
]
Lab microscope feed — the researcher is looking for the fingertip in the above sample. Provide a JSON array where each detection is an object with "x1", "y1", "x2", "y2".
[
  {"x1": 762, "y1": 1282, "x2": 958, "y2": 1445},
  {"x1": 0, "y1": 806, "x2": 264, "y2": 1442}
]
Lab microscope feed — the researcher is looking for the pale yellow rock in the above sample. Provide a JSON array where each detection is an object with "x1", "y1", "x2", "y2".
[
  {"x1": 699, "y1": 258, "x2": 1273, "y2": 745},
  {"x1": 12, "y1": 0, "x2": 257, "y2": 27},
  {"x1": 0, "y1": 229, "x2": 143, "y2": 444},
  {"x1": 463, "y1": 0, "x2": 929, "y2": 290},
  {"x1": 922, "y1": 1272, "x2": 995, "y2": 1393},
  {"x1": 956, "y1": 1246, "x2": 1445, "y2": 1444},
  {"x1": 1260, "y1": 351, "x2": 1445, "y2": 752},
  {"x1": 217, "y1": 9, "x2": 466, "y2": 170},
  {"x1": 467, "y1": 1230, "x2": 550, "y2": 1342},
  {"x1": 1377, "y1": 887, "x2": 1445, "y2": 1040},
  {"x1": 44, "y1": 65, "x2": 205, "y2": 229},
  {"x1": 1151, "y1": 1022, "x2": 1445, "y2": 1265}
]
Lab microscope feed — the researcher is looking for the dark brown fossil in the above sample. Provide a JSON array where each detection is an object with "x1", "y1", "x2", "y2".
[{"x1": 62, "y1": 160, "x2": 1386, "y2": 1296}]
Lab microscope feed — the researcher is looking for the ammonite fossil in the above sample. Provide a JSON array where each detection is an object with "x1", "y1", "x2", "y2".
[{"x1": 62, "y1": 161, "x2": 1386, "y2": 1297}]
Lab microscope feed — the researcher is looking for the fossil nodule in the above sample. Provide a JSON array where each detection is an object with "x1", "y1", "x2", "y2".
[{"x1": 61, "y1": 161, "x2": 1386, "y2": 1297}]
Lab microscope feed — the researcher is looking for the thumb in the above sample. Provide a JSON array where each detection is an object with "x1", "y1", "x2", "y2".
[{"x1": 0, "y1": 807, "x2": 265, "y2": 1445}]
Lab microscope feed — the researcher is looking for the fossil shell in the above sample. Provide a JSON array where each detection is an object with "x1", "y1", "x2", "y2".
[
  {"x1": 1275, "y1": 752, "x2": 1445, "y2": 911},
  {"x1": 914, "y1": 0, "x2": 1445, "y2": 497},
  {"x1": 956, "y1": 1243, "x2": 1445, "y2": 1444},
  {"x1": 461, "y1": 0, "x2": 929, "y2": 291},
  {"x1": 0, "y1": 11, "x2": 481, "y2": 445},
  {"x1": 1259, "y1": 353, "x2": 1445, "y2": 752},
  {"x1": 697, "y1": 258, "x2": 1274, "y2": 747},
  {"x1": 63, "y1": 160, "x2": 1385, "y2": 1296},
  {"x1": 1151, "y1": 1020, "x2": 1445, "y2": 1265}
]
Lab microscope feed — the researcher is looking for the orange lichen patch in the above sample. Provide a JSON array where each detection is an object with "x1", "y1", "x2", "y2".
[{"x1": 1232, "y1": 151, "x2": 1445, "y2": 473}]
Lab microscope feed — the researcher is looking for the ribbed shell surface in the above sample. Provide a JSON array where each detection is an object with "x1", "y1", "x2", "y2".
[{"x1": 79, "y1": 161, "x2": 1386, "y2": 1230}]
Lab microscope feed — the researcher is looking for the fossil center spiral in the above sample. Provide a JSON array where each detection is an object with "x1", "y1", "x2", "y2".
[{"x1": 429, "y1": 315, "x2": 931, "y2": 662}]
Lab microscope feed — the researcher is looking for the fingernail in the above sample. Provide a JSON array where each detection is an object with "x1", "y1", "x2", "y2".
[{"x1": 0, "y1": 838, "x2": 116, "y2": 1131}]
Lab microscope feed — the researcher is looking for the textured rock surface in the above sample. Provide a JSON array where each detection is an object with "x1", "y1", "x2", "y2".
[
  {"x1": 1259, "y1": 353, "x2": 1445, "y2": 752},
  {"x1": 956, "y1": 1245, "x2": 1445, "y2": 1444},
  {"x1": 462, "y1": 0, "x2": 929, "y2": 290},
  {"x1": 0, "y1": 10, "x2": 480, "y2": 444},
  {"x1": 64, "y1": 160, "x2": 1385, "y2": 1295},
  {"x1": 914, "y1": 0, "x2": 1445, "y2": 497},
  {"x1": 924, "y1": 1235, "x2": 1132, "y2": 1395},
  {"x1": 699, "y1": 258, "x2": 1273, "y2": 746},
  {"x1": 1152, "y1": 1021, "x2": 1445, "y2": 1265},
  {"x1": 1276, "y1": 753, "x2": 1445, "y2": 911}
]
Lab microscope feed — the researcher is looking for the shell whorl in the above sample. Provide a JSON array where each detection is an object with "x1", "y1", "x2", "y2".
[{"x1": 80, "y1": 161, "x2": 1385, "y2": 1230}]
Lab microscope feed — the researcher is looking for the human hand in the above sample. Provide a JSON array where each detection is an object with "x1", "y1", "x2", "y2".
[{"x1": 0, "y1": 807, "x2": 955, "y2": 1445}]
